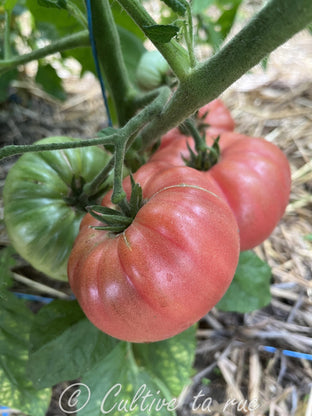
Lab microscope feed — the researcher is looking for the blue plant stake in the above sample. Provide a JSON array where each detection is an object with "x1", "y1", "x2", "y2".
[
  {"x1": 261, "y1": 346, "x2": 312, "y2": 361},
  {"x1": 85, "y1": 0, "x2": 113, "y2": 127},
  {"x1": 0, "y1": 406, "x2": 9, "y2": 416}
]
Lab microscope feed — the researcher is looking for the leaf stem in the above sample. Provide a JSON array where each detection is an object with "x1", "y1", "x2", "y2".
[
  {"x1": 116, "y1": 0, "x2": 190, "y2": 80},
  {"x1": 110, "y1": 86, "x2": 171, "y2": 204},
  {"x1": 185, "y1": 2, "x2": 196, "y2": 68},
  {"x1": 0, "y1": 30, "x2": 90, "y2": 74},
  {"x1": 0, "y1": 136, "x2": 116, "y2": 161},
  {"x1": 83, "y1": 157, "x2": 114, "y2": 197}
]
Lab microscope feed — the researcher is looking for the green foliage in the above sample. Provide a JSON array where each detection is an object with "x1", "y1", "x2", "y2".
[
  {"x1": 23, "y1": 298, "x2": 195, "y2": 414},
  {"x1": 37, "y1": 0, "x2": 67, "y2": 9},
  {"x1": 0, "y1": 292, "x2": 51, "y2": 415},
  {"x1": 133, "y1": 326, "x2": 196, "y2": 398},
  {"x1": 118, "y1": 26, "x2": 146, "y2": 85},
  {"x1": 217, "y1": 251, "x2": 272, "y2": 313},
  {"x1": 162, "y1": 0, "x2": 187, "y2": 16},
  {"x1": 27, "y1": 300, "x2": 117, "y2": 389},
  {"x1": 0, "y1": 0, "x2": 146, "y2": 102},
  {"x1": 35, "y1": 63, "x2": 66, "y2": 100},
  {"x1": 3, "y1": 0, "x2": 19, "y2": 11},
  {"x1": 76, "y1": 327, "x2": 196, "y2": 416},
  {"x1": 0, "y1": 284, "x2": 196, "y2": 414},
  {"x1": 109, "y1": 0, "x2": 146, "y2": 41},
  {"x1": 0, "y1": 246, "x2": 16, "y2": 299},
  {"x1": 143, "y1": 24, "x2": 180, "y2": 44},
  {"x1": 192, "y1": 0, "x2": 244, "y2": 51}
]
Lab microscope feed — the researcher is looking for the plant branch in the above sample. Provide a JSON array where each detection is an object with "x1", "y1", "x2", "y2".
[
  {"x1": 90, "y1": 0, "x2": 135, "y2": 126},
  {"x1": 116, "y1": 0, "x2": 190, "y2": 80},
  {"x1": 82, "y1": 88, "x2": 168, "y2": 198},
  {"x1": 0, "y1": 136, "x2": 116, "y2": 161},
  {"x1": 140, "y1": 0, "x2": 312, "y2": 146},
  {"x1": 111, "y1": 86, "x2": 171, "y2": 203},
  {"x1": 0, "y1": 30, "x2": 90, "y2": 74},
  {"x1": 185, "y1": 2, "x2": 196, "y2": 68}
]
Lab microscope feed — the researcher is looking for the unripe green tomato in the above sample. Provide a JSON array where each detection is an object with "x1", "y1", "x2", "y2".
[
  {"x1": 3, "y1": 137, "x2": 111, "y2": 281},
  {"x1": 136, "y1": 50, "x2": 170, "y2": 90}
]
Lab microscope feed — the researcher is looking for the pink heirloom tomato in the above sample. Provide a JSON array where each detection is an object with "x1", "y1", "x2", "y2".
[
  {"x1": 68, "y1": 165, "x2": 240, "y2": 343},
  {"x1": 149, "y1": 132, "x2": 291, "y2": 251}
]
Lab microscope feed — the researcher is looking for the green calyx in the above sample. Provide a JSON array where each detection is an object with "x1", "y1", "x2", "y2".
[
  {"x1": 64, "y1": 175, "x2": 109, "y2": 213},
  {"x1": 183, "y1": 136, "x2": 220, "y2": 171},
  {"x1": 87, "y1": 176, "x2": 144, "y2": 234},
  {"x1": 181, "y1": 119, "x2": 221, "y2": 171}
]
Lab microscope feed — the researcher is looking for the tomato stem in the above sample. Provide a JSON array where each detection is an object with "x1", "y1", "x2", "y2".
[
  {"x1": 82, "y1": 86, "x2": 171, "y2": 204},
  {"x1": 116, "y1": 0, "x2": 190, "y2": 80},
  {"x1": 111, "y1": 86, "x2": 171, "y2": 205},
  {"x1": 89, "y1": 0, "x2": 136, "y2": 126},
  {"x1": 0, "y1": 136, "x2": 116, "y2": 160},
  {"x1": 183, "y1": 1, "x2": 196, "y2": 68},
  {"x1": 0, "y1": 31, "x2": 90, "y2": 75}
]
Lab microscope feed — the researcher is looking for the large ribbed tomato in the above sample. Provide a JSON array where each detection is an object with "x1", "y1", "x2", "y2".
[
  {"x1": 68, "y1": 165, "x2": 239, "y2": 343},
  {"x1": 149, "y1": 132, "x2": 291, "y2": 251},
  {"x1": 3, "y1": 137, "x2": 111, "y2": 281}
]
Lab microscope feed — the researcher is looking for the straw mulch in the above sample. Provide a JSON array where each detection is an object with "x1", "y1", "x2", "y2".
[
  {"x1": 180, "y1": 31, "x2": 312, "y2": 416},
  {"x1": 0, "y1": 29, "x2": 311, "y2": 416}
]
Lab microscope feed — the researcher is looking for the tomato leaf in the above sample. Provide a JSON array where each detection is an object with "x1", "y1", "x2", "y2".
[
  {"x1": 162, "y1": 0, "x2": 187, "y2": 16},
  {"x1": 37, "y1": 0, "x2": 67, "y2": 9},
  {"x1": 0, "y1": 247, "x2": 16, "y2": 300},
  {"x1": 143, "y1": 24, "x2": 180, "y2": 43},
  {"x1": 0, "y1": 69, "x2": 18, "y2": 103},
  {"x1": 26, "y1": 0, "x2": 83, "y2": 37},
  {"x1": 35, "y1": 63, "x2": 67, "y2": 101},
  {"x1": 217, "y1": 251, "x2": 272, "y2": 313},
  {"x1": 0, "y1": 292, "x2": 51, "y2": 415},
  {"x1": 76, "y1": 328, "x2": 196, "y2": 416},
  {"x1": 109, "y1": 0, "x2": 145, "y2": 41},
  {"x1": 3, "y1": 0, "x2": 18, "y2": 11},
  {"x1": 27, "y1": 300, "x2": 117, "y2": 389},
  {"x1": 133, "y1": 325, "x2": 197, "y2": 397},
  {"x1": 118, "y1": 25, "x2": 146, "y2": 84},
  {"x1": 191, "y1": 0, "x2": 215, "y2": 14}
]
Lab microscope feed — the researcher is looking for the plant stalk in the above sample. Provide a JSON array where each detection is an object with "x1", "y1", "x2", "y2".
[
  {"x1": 116, "y1": 0, "x2": 190, "y2": 80},
  {"x1": 0, "y1": 30, "x2": 90, "y2": 74},
  {"x1": 111, "y1": 86, "x2": 171, "y2": 203},
  {"x1": 0, "y1": 136, "x2": 116, "y2": 161},
  {"x1": 185, "y1": 2, "x2": 196, "y2": 68},
  {"x1": 90, "y1": 0, "x2": 135, "y2": 126}
]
